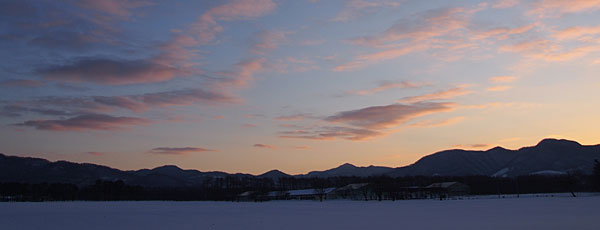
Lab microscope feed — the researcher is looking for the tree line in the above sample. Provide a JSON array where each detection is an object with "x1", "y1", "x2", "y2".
[{"x1": 2, "y1": 161, "x2": 600, "y2": 202}]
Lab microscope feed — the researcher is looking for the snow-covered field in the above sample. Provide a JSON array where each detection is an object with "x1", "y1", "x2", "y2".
[{"x1": 1, "y1": 194, "x2": 598, "y2": 230}]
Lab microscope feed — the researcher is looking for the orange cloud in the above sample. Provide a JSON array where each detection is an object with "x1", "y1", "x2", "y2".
[
  {"x1": 529, "y1": 0, "x2": 600, "y2": 18},
  {"x1": 398, "y1": 87, "x2": 472, "y2": 103},
  {"x1": 489, "y1": 76, "x2": 517, "y2": 83},
  {"x1": 452, "y1": 143, "x2": 491, "y2": 149},
  {"x1": 334, "y1": 43, "x2": 427, "y2": 71},
  {"x1": 410, "y1": 116, "x2": 465, "y2": 128},
  {"x1": 293, "y1": 146, "x2": 311, "y2": 150},
  {"x1": 553, "y1": 26, "x2": 600, "y2": 40},
  {"x1": 486, "y1": 85, "x2": 512, "y2": 92}
]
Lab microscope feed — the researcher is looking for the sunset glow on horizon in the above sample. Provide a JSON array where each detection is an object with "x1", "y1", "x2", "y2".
[{"x1": 1, "y1": 0, "x2": 600, "y2": 175}]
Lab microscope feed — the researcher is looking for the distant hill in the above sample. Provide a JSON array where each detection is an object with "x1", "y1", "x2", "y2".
[
  {"x1": 388, "y1": 139, "x2": 600, "y2": 177},
  {"x1": 1, "y1": 139, "x2": 598, "y2": 187},
  {"x1": 298, "y1": 163, "x2": 395, "y2": 178},
  {"x1": 257, "y1": 170, "x2": 292, "y2": 180}
]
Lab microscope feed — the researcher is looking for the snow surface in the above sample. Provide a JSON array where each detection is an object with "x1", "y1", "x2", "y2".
[
  {"x1": 529, "y1": 170, "x2": 567, "y2": 176},
  {"x1": 1, "y1": 194, "x2": 599, "y2": 230}
]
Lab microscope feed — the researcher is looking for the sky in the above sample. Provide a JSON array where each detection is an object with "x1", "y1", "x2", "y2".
[{"x1": 1, "y1": 0, "x2": 600, "y2": 175}]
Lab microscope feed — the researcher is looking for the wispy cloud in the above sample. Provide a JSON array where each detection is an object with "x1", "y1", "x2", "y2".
[
  {"x1": 280, "y1": 126, "x2": 382, "y2": 141},
  {"x1": 251, "y1": 30, "x2": 291, "y2": 54},
  {"x1": 339, "y1": 81, "x2": 430, "y2": 96},
  {"x1": 253, "y1": 143, "x2": 276, "y2": 149},
  {"x1": 528, "y1": 0, "x2": 600, "y2": 18},
  {"x1": 85, "y1": 151, "x2": 105, "y2": 156},
  {"x1": 192, "y1": 0, "x2": 277, "y2": 44},
  {"x1": 150, "y1": 147, "x2": 217, "y2": 155},
  {"x1": 38, "y1": 58, "x2": 180, "y2": 85},
  {"x1": 332, "y1": 0, "x2": 401, "y2": 22},
  {"x1": 489, "y1": 76, "x2": 517, "y2": 83},
  {"x1": 0, "y1": 79, "x2": 44, "y2": 88},
  {"x1": 15, "y1": 114, "x2": 150, "y2": 131},
  {"x1": 486, "y1": 85, "x2": 512, "y2": 92},
  {"x1": 275, "y1": 114, "x2": 313, "y2": 121},
  {"x1": 492, "y1": 0, "x2": 519, "y2": 9},
  {"x1": 410, "y1": 116, "x2": 465, "y2": 128},
  {"x1": 398, "y1": 87, "x2": 472, "y2": 103},
  {"x1": 325, "y1": 102, "x2": 456, "y2": 129},
  {"x1": 553, "y1": 25, "x2": 600, "y2": 40},
  {"x1": 452, "y1": 143, "x2": 491, "y2": 149}
]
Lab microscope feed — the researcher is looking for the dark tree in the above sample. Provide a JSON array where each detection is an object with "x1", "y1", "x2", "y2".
[{"x1": 593, "y1": 159, "x2": 600, "y2": 191}]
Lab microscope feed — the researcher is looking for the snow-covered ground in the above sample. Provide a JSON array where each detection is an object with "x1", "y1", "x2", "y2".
[{"x1": 1, "y1": 194, "x2": 598, "y2": 230}]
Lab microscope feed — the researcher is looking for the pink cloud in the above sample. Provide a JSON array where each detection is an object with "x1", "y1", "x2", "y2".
[
  {"x1": 215, "y1": 58, "x2": 266, "y2": 89},
  {"x1": 150, "y1": 147, "x2": 217, "y2": 155},
  {"x1": 341, "y1": 81, "x2": 430, "y2": 96},
  {"x1": 254, "y1": 143, "x2": 276, "y2": 149},
  {"x1": 492, "y1": 0, "x2": 519, "y2": 9},
  {"x1": 529, "y1": 0, "x2": 600, "y2": 18},
  {"x1": 500, "y1": 39, "x2": 600, "y2": 62},
  {"x1": 280, "y1": 126, "x2": 382, "y2": 141},
  {"x1": 398, "y1": 87, "x2": 472, "y2": 103},
  {"x1": 251, "y1": 30, "x2": 291, "y2": 54},
  {"x1": 133, "y1": 88, "x2": 237, "y2": 108},
  {"x1": 349, "y1": 7, "x2": 472, "y2": 47},
  {"x1": 553, "y1": 26, "x2": 600, "y2": 40},
  {"x1": 75, "y1": 0, "x2": 152, "y2": 17},
  {"x1": 453, "y1": 143, "x2": 491, "y2": 149},
  {"x1": 489, "y1": 76, "x2": 517, "y2": 83},
  {"x1": 472, "y1": 24, "x2": 535, "y2": 40},
  {"x1": 335, "y1": 43, "x2": 427, "y2": 71},
  {"x1": 16, "y1": 114, "x2": 150, "y2": 131},
  {"x1": 486, "y1": 85, "x2": 512, "y2": 92},
  {"x1": 192, "y1": 0, "x2": 276, "y2": 44},
  {"x1": 275, "y1": 114, "x2": 312, "y2": 121},
  {"x1": 92, "y1": 96, "x2": 146, "y2": 112},
  {"x1": 332, "y1": 0, "x2": 401, "y2": 22},
  {"x1": 325, "y1": 102, "x2": 456, "y2": 129}
]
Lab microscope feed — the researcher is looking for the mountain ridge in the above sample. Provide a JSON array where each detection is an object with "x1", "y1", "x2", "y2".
[{"x1": 1, "y1": 138, "x2": 599, "y2": 187}]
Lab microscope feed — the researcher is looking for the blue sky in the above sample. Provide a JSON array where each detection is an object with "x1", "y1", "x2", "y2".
[{"x1": 1, "y1": 0, "x2": 600, "y2": 174}]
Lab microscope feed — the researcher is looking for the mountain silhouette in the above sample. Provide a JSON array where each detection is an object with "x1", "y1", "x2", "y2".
[{"x1": 1, "y1": 139, "x2": 598, "y2": 187}]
